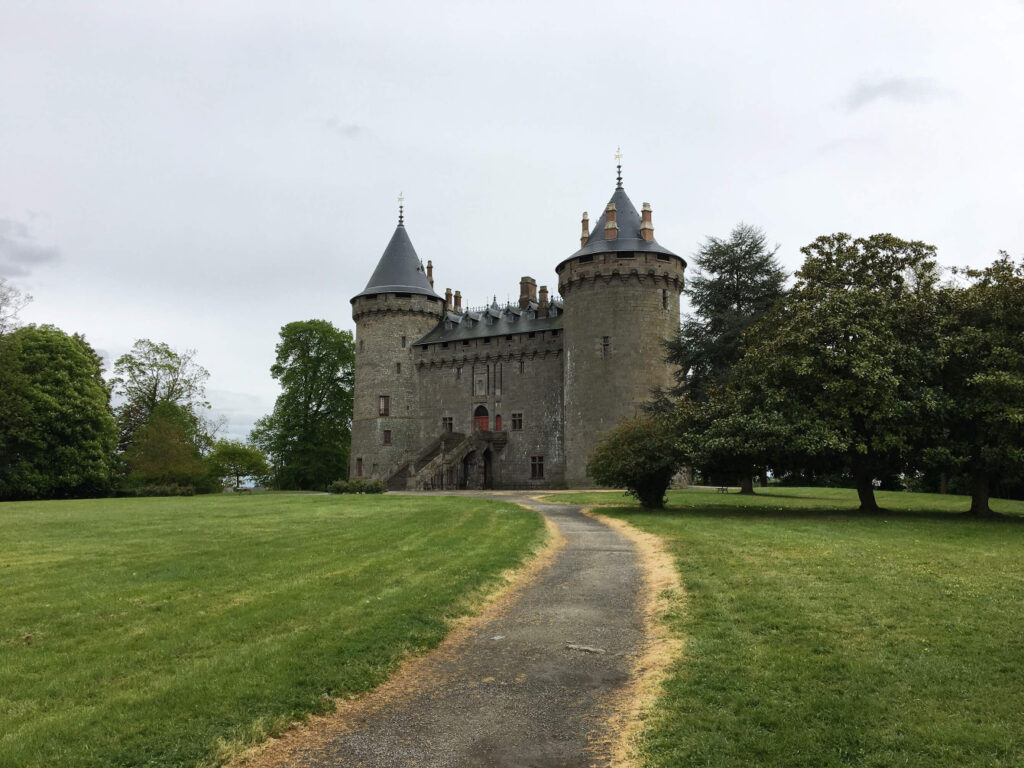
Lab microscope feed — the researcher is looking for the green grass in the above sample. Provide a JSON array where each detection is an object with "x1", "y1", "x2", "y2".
[
  {"x1": 0, "y1": 494, "x2": 544, "y2": 768},
  {"x1": 543, "y1": 487, "x2": 1024, "y2": 767}
]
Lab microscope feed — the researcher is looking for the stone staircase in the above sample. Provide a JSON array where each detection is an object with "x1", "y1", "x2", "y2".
[{"x1": 389, "y1": 430, "x2": 507, "y2": 491}]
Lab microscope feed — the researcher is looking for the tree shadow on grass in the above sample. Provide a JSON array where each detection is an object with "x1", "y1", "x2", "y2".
[{"x1": 607, "y1": 504, "x2": 1024, "y2": 525}]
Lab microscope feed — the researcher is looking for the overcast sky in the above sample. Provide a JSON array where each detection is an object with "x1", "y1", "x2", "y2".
[{"x1": 2, "y1": 0, "x2": 1023, "y2": 440}]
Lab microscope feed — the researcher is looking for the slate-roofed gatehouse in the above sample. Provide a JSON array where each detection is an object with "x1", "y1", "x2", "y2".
[{"x1": 350, "y1": 169, "x2": 686, "y2": 489}]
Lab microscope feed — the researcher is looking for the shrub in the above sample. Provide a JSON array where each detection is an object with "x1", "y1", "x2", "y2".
[
  {"x1": 587, "y1": 413, "x2": 687, "y2": 510},
  {"x1": 328, "y1": 478, "x2": 385, "y2": 494}
]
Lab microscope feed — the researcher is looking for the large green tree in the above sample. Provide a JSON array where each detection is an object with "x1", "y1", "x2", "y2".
[
  {"x1": 110, "y1": 339, "x2": 212, "y2": 454},
  {"x1": 931, "y1": 253, "x2": 1024, "y2": 516},
  {"x1": 726, "y1": 233, "x2": 943, "y2": 512},
  {"x1": 122, "y1": 401, "x2": 214, "y2": 492},
  {"x1": 666, "y1": 223, "x2": 787, "y2": 401},
  {"x1": 250, "y1": 320, "x2": 354, "y2": 490},
  {"x1": 0, "y1": 325, "x2": 116, "y2": 499}
]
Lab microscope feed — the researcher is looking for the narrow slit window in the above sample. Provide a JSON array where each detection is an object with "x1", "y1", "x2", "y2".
[
  {"x1": 396, "y1": 362, "x2": 402, "y2": 374},
  {"x1": 382, "y1": 430, "x2": 392, "y2": 445},
  {"x1": 356, "y1": 458, "x2": 363, "y2": 477},
  {"x1": 401, "y1": 336, "x2": 407, "y2": 348},
  {"x1": 601, "y1": 336, "x2": 610, "y2": 358}
]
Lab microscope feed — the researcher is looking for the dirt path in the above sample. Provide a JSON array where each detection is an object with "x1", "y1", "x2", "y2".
[{"x1": 236, "y1": 493, "x2": 657, "y2": 768}]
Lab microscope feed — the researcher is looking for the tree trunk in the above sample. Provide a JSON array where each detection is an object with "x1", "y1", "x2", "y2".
[
  {"x1": 968, "y1": 473, "x2": 994, "y2": 516},
  {"x1": 739, "y1": 474, "x2": 755, "y2": 495},
  {"x1": 939, "y1": 471, "x2": 948, "y2": 495},
  {"x1": 853, "y1": 466, "x2": 880, "y2": 512}
]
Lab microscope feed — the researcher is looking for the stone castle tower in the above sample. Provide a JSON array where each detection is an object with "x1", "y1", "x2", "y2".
[{"x1": 349, "y1": 166, "x2": 685, "y2": 489}]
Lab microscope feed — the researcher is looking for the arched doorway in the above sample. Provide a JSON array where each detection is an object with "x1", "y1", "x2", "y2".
[
  {"x1": 482, "y1": 448, "x2": 493, "y2": 489},
  {"x1": 473, "y1": 405, "x2": 489, "y2": 431}
]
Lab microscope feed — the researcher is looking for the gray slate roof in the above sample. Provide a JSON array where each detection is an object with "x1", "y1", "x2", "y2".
[
  {"x1": 415, "y1": 301, "x2": 563, "y2": 346},
  {"x1": 558, "y1": 186, "x2": 680, "y2": 268},
  {"x1": 352, "y1": 224, "x2": 441, "y2": 301}
]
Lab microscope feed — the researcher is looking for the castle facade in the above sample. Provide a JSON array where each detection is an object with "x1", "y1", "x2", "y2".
[{"x1": 349, "y1": 173, "x2": 686, "y2": 490}]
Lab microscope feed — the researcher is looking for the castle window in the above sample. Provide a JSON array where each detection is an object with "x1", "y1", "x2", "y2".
[
  {"x1": 442, "y1": 342, "x2": 448, "y2": 348},
  {"x1": 396, "y1": 362, "x2": 401, "y2": 374},
  {"x1": 379, "y1": 395, "x2": 390, "y2": 416},
  {"x1": 528, "y1": 332, "x2": 536, "y2": 339},
  {"x1": 356, "y1": 458, "x2": 363, "y2": 477},
  {"x1": 442, "y1": 416, "x2": 453, "y2": 432},
  {"x1": 462, "y1": 340, "x2": 470, "y2": 346},
  {"x1": 456, "y1": 366, "x2": 462, "y2": 379},
  {"x1": 618, "y1": 254, "x2": 635, "y2": 259},
  {"x1": 551, "y1": 330, "x2": 559, "y2": 337},
  {"x1": 506, "y1": 335, "x2": 513, "y2": 341},
  {"x1": 401, "y1": 336, "x2": 407, "y2": 348},
  {"x1": 662, "y1": 289, "x2": 668, "y2": 310},
  {"x1": 383, "y1": 430, "x2": 392, "y2": 445},
  {"x1": 511, "y1": 412, "x2": 523, "y2": 431},
  {"x1": 495, "y1": 414, "x2": 502, "y2": 431},
  {"x1": 602, "y1": 337, "x2": 610, "y2": 358},
  {"x1": 359, "y1": 339, "x2": 364, "y2": 351},
  {"x1": 519, "y1": 359, "x2": 525, "y2": 374},
  {"x1": 657, "y1": 254, "x2": 670, "y2": 262},
  {"x1": 579, "y1": 255, "x2": 594, "y2": 264},
  {"x1": 483, "y1": 337, "x2": 490, "y2": 344},
  {"x1": 531, "y1": 456, "x2": 544, "y2": 479}
]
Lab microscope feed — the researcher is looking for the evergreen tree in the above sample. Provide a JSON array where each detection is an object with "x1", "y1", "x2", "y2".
[
  {"x1": 667, "y1": 223, "x2": 786, "y2": 400},
  {"x1": 0, "y1": 325, "x2": 116, "y2": 499}
]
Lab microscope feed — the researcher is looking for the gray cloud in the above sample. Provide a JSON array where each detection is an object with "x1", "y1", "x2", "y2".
[
  {"x1": 846, "y1": 76, "x2": 955, "y2": 111},
  {"x1": 324, "y1": 117, "x2": 363, "y2": 138},
  {"x1": 0, "y1": 217, "x2": 60, "y2": 277}
]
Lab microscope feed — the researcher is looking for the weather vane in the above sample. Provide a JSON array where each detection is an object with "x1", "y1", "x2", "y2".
[
  {"x1": 398, "y1": 191, "x2": 404, "y2": 225},
  {"x1": 615, "y1": 146, "x2": 623, "y2": 188}
]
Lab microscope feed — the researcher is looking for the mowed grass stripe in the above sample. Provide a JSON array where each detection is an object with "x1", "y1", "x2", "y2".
[
  {"x1": 0, "y1": 494, "x2": 544, "y2": 768},
  {"x1": 542, "y1": 487, "x2": 1024, "y2": 768}
]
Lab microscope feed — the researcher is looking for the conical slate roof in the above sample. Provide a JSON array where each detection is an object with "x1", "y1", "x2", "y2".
[
  {"x1": 559, "y1": 185, "x2": 680, "y2": 268},
  {"x1": 352, "y1": 224, "x2": 441, "y2": 301}
]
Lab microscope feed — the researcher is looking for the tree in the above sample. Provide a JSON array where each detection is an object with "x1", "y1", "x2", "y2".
[
  {"x1": 208, "y1": 440, "x2": 270, "y2": 489},
  {"x1": 0, "y1": 325, "x2": 116, "y2": 499},
  {"x1": 250, "y1": 320, "x2": 355, "y2": 490},
  {"x1": 930, "y1": 253, "x2": 1024, "y2": 516},
  {"x1": 725, "y1": 233, "x2": 943, "y2": 512},
  {"x1": 0, "y1": 277, "x2": 32, "y2": 336},
  {"x1": 110, "y1": 339, "x2": 212, "y2": 454},
  {"x1": 587, "y1": 411, "x2": 689, "y2": 509},
  {"x1": 122, "y1": 401, "x2": 214, "y2": 492},
  {"x1": 666, "y1": 223, "x2": 787, "y2": 401}
]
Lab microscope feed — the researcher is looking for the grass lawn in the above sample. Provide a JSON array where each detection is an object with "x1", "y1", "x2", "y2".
[
  {"x1": 0, "y1": 494, "x2": 543, "y2": 768},
  {"x1": 542, "y1": 487, "x2": 1024, "y2": 767}
]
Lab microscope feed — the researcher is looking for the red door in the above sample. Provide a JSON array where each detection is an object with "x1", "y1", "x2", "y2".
[{"x1": 473, "y1": 405, "x2": 489, "y2": 431}]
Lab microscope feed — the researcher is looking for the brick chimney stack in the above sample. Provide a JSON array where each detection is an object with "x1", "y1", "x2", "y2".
[
  {"x1": 604, "y1": 202, "x2": 618, "y2": 240},
  {"x1": 519, "y1": 276, "x2": 537, "y2": 309},
  {"x1": 580, "y1": 212, "x2": 590, "y2": 247},
  {"x1": 640, "y1": 203, "x2": 654, "y2": 242},
  {"x1": 538, "y1": 285, "x2": 549, "y2": 317},
  {"x1": 426, "y1": 260, "x2": 434, "y2": 287},
  {"x1": 445, "y1": 287, "x2": 452, "y2": 310},
  {"x1": 454, "y1": 290, "x2": 462, "y2": 313}
]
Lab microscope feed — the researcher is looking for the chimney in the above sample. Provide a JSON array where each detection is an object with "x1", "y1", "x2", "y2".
[
  {"x1": 454, "y1": 290, "x2": 462, "y2": 313},
  {"x1": 426, "y1": 260, "x2": 434, "y2": 287},
  {"x1": 580, "y1": 212, "x2": 590, "y2": 247},
  {"x1": 604, "y1": 202, "x2": 618, "y2": 240},
  {"x1": 640, "y1": 203, "x2": 654, "y2": 242},
  {"x1": 445, "y1": 287, "x2": 453, "y2": 310},
  {"x1": 519, "y1": 276, "x2": 537, "y2": 309},
  {"x1": 538, "y1": 285, "x2": 549, "y2": 317}
]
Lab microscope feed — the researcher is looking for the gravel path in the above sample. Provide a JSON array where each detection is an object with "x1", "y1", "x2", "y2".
[{"x1": 261, "y1": 492, "x2": 646, "y2": 768}]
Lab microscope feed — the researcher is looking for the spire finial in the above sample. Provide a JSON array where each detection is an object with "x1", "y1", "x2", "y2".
[
  {"x1": 398, "y1": 191, "x2": 405, "y2": 225},
  {"x1": 615, "y1": 146, "x2": 623, "y2": 188}
]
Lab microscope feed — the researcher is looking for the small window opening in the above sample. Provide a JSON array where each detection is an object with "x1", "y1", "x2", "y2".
[
  {"x1": 359, "y1": 339, "x2": 364, "y2": 351},
  {"x1": 551, "y1": 329, "x2": 559, "y2": 337},
  {"x1": 396, "y1": 362, "x2": 402, "y2": 374},
  {"x1": 382, "y1": 430, "x2": 392, "y2": 445},
  {"x1": 379, "y1": 395, "x2": 390, "y2": 416},
  {"x1": 483, "y1": 337, "x2": 490, "y2": 344},
  {"x1": 442, "y1": 416, "x2": 453, "y2": 432},
  {"x1": 579, "y1": 255, "x2": 594, "y2": 264},
  {"x1": 401, "y1": 336, "x2": 407, "y2": 348},
  {"x1": 601, "y1": 336, "x2": 610, "y2": 358},
  {"x1": 356, "y1": 458, "x2": 363, "y2": 477},
  {"x1": 519, "y1": 360, "x2": 525, "y2": 374},
  {"x1": 662, "y1": 289, "x2": 668, "y2": 310},
  {"x1": 456, "y1": 366, "x2": 462, "y2": 379},
  {"x1": 511, "y1": 412, "x2": 523, "y2": 431},
  {"x1": 528, "y1": 332, "x2": 536, "y2": 339},
  {"x1": 531, "y1": 456, "x2": 544, "y2": 479},
  {"x1": 657, "y1": 254, "x2": 670, "y2": 262}
]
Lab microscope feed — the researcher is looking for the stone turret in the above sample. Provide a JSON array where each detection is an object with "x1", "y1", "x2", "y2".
[
  {"x1": 556, "y1": 174, "x2": 686, "y2": 486},
  {"x1": 350, "y1": 216, "x2": 444, "y2": 484}
]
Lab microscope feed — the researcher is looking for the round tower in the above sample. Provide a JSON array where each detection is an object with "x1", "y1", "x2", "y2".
[
  {"x1": 350, "y1": 208, "x2": 444, "y2": 483},
  {"x1": 557, "y1": 167, "x2": 686, "y2": 487}
]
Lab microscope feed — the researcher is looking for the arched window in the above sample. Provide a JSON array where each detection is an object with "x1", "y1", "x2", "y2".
[{"x1": 473, "y1": 405, "x2": 489, "y2": 432}]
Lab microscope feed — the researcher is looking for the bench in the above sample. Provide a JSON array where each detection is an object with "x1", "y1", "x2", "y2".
[{"x1": 717, "y1": 486, "x2": 729, "y2": 494}]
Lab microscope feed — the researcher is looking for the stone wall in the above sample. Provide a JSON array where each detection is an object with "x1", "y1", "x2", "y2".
[
  {"x1": 412, "y1": 328, "x2": 565, "y2": 489},
  {"x1": 558, "y1": 251, "x2": 684, "y2": 486},
  {"x1": 350, "y1": 293, "x2": 445, "y2": 482}
]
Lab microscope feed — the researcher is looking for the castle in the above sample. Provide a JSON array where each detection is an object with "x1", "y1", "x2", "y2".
[{"x1": 349, "y1": 166, "x2": 686, "y2": 489}]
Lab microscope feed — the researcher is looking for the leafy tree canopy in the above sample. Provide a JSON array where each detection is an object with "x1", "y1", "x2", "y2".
[
  {"x1": 930, "y1": 253, "x2": 1024, "y2": 515},
  {"x1": 122, "y1": 401, "x2": 215, "y2": 492},
  {"x1": 111, "y1": 339, "x2": 212, "y2": 454},
  {"x1": 667, "y1": 223, "x2": 787, "y2": 399},
  {"x1": 208, "y1": 440, "x2": 270, "y2": 489},
  {"x1": 250, "y1": 320, "x2": 354, "y2": 490},
  {"x1": 0, "y1": 324, "x2": 116, "y2": 499},
  {"x1": 727, "y1": 233, "x2": 943, "y2": 512}
]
